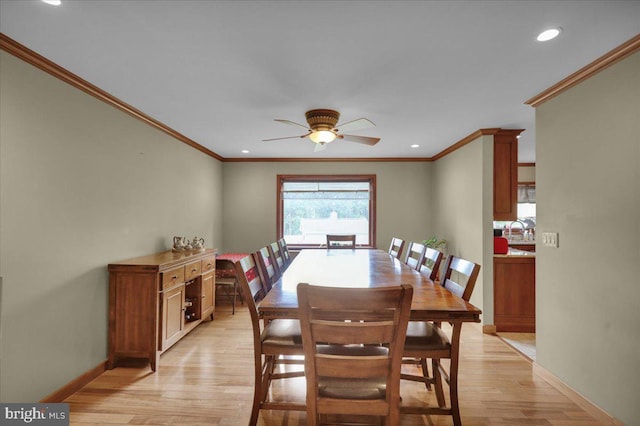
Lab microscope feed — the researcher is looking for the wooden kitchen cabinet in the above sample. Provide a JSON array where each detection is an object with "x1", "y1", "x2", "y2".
[
  {"x1": 508, "y1": 243, "x2": 535, "y2": 252},
  {"x1": 108, "y1": 248, "x2": 217, "y2": 371},
  {"x1": 494, "y1": 255, "x2": 535, "y2": 332},
  {"x1": 494, "y1": 129, "x2": 523, "y2": 221}
]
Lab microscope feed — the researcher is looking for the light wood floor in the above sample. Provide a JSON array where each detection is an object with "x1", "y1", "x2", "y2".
[
  {"x1": 497, "y1": 333, "x2": 537, "y2": 362},
  {"x1": 66, "y1": 303, "x2": 599, "y2": 425}
]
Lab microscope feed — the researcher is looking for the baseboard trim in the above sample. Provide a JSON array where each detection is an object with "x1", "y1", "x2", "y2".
[
  {"x1": 532, "y1": 363, "x2": 623, "y2": 425},
  {"x1": 40, "y1": 360, "x2": 107, "y2": 403},
  {"x1": 482, "y1": 324, "x2": 497, "y2": 334}
]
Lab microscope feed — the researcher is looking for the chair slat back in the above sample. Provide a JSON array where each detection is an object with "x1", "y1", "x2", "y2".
[
  {"x1": 255, "y1": 246, "x2": 280, "y2": 292},
  {"x1": 388, "y1": 237, "x2": 405, "y2": 259},
  {"x1": 234, "y1": 254, "x2": 268, "y2": 356},
  {"x1": 216, "y1": 258, "x2": 236, "y2": 274},
  {"x1": 297, "y1": 283, "x2": 413, "y2": 424},
  {"x1": 405, "y1": 241, "x2": 427, "y2": 271},
  {"x1": 419, "y1": 247, "x2": 444, "y2": 281},
  {"x1": 277, "y1": 238, "x2": 292, "y2": 266},
  {"x1": 440, "y1": 255, "x2": 481, "y2": 301},
  {"x1": 326, "y1": 234, "x2": 356, "y2": 249},
  {"x1": 269, "y1": 241, "x2": 286, "y2": 272},
  {"x1": 235, "y1": 254, "x2": 265, "y2": 303}
]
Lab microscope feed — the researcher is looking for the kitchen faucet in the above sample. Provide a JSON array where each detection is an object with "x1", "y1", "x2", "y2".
[{"x1": 508, "y1": 220, "x2": 526, "y2": 239}]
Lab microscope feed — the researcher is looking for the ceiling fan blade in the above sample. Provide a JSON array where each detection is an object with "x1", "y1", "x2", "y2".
[
  {"x1": 314, "y1": 142, "x2": 327, "y2": 152},
  {"x1": 262, "y1": 133, "x2": 309, "y2": 142},
  {"x1": 335, "y1": 118, "x2": 375, "y2": 133},
  {"x1": 339, "y1": 134, "x2": 380, "y2": 146},
  {"x1": 274, "y1": 119, "x2": 310, "y2": 130}
]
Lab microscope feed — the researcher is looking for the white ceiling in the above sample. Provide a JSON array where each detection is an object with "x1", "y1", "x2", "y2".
[{"x1": 1, "y1": 1, "x2": 639, "y2": 161}]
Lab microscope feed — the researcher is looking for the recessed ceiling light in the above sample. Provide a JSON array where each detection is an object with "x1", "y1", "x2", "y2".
[
  {"x1": 42, "y1": 0, "x2": 62, "y2": 5},
  {"x1": 537, "y1": 28, "x2": 561, "y2": 42},
  {"x1": 411, "y1": 144, "x2": 419, "y2": 148},
  {"x1": 241, "y1": 149, "x2": 249, "y2": 154}
]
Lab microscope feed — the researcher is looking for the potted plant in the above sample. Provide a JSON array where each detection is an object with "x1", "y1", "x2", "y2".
[{"x1": 422, "y1": 236, "x2": 446, "y2": 251}]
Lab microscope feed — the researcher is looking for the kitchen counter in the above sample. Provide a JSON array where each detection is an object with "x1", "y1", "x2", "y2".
[
  {"x1": 506, "y1": 240, "x2": 536, "y2": 246},
  {"x1": 494, "y1": 248, "x2": 535, "y2": 258}
]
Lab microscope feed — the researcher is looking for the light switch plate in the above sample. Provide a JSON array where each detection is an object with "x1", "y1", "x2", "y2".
[{"x1": 542, "y1": 232, "x2": 559, "y2": 248}]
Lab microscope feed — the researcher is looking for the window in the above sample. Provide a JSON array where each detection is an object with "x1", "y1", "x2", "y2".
[
  {"x1": 277, "y1": 175, "x2": 376, "y2": 247},
  {"x1": 517, "y1": 183, "x2": 536, "y2": 226}
]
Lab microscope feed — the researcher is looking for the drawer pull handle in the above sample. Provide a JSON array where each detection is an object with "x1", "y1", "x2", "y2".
[
  {"x1": 191, "y1": 268, "x2": 197, "y2": 273},
  {"x1": 172, "y1": 275, "x2": 178, "y2": 280}
]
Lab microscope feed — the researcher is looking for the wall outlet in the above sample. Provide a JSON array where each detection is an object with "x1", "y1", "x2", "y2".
[{"x1": 542, "y1": 232, "x2": 559, "y2": 248}]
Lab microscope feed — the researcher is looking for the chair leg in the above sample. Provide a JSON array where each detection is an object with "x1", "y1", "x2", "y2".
[
  {"x1": 419, "y1": 358, "x2": 432, "y2": 390},
  {"x1": 249, "y1": 354, "x2": 263, "y2": 426},
  {"x1": 259, "y1": 355, "x2": 277, "y2": 404},
  {"x1": 449, "y1": 325, "x2": 463, "y2": 426},
  {"x1": 432, "y1": 358, "x2": 446, "y2": 408},
  {"x1": 217, "y1": 283, "x2": 238, "y2": 314},
  {"x1": 231, "y1": 282, "x2": 237, "y2": 314}
]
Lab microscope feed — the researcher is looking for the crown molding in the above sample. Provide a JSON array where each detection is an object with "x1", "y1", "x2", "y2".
[
  {"x1": 0, "y1": 33, "x2": 223, "y2": 161},
  {"x1": 223, "y1": 157, "x2": 433, "y2": 162},
  {"x1": 430, "y1": 128, "x2": 501, "y2": 161},
  {"x1": 1, "y1": 32, "x2": 530, "y2": 164},
  {"x1": 525, "y1": 33, "x2": 640, "y2": 107}
]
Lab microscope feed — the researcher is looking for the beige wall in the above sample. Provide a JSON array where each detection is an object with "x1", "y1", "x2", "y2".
[
  {"x1": 432, "y1": 135, "x2": 493, "y2": 320},
  {"x1": 221, "y1": 161, "x2": 434, "y2": 254},
  {"x1": 0, "y1": 41, "x2": 537, "y2": 407},
  {"x1": 0, "y1": 52, "x2": 223, "y2": 402},
  {"x1": 535, "y1": 51, "x2": 639, "y2": 423}
]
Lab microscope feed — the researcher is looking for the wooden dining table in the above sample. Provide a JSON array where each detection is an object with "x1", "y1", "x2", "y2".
[
  {"x1": 257, "y1": 248, "x2": 482, "y2": 423},
  {"x1": 258, "y1": 248, "x2": 482, "y2": 323}
]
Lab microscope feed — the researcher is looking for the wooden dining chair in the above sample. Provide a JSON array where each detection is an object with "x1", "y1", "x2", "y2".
[
  {"x1": 269, "y1": 241, "x2": 287, "y2": 274},
  {"x1": 404, "y1": 241, "x2": 427, "y2": 271},
  {"x1": 388, "y1": 237, "x2": 405, "y2": 260},
  {"x1": 401, "y1": 246, "x2": 443, "y2": 388},
  {"x1": 401, "y1": 255, "x2": 481, "y2": 426},
  {"x1": 326, "y1": 234, "x2": 356, "y2": 249},
  {"x1": 277, "y1": 237, "x2": 292, "y2": 268},
  {"x1": 297, "y1": 283, "x2": 413, "y2": 426},
  {"x1": 235, "y1": 254, "x2": 305, "y2": 426},
  {"x1": 418, "y1": 247, "x2": 444, "y2": 281},
  {"x1": 255, "y1": 246, "x2": 281, "y2": 293},
  {"x1": 215, "y1": 258, "x2": 240, "y2": 314}
]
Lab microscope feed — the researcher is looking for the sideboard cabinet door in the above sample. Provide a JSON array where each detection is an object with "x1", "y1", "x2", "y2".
[
  {"x1": 201, "y1": 271, "x2": 215, "y2": 320},
  {"x1": 160, "y1": 284, "x2": 186, "y2": 351}
]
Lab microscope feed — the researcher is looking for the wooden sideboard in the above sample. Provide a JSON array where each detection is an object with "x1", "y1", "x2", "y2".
[{"x1": 108, "y1": 248, "x2": 217, "y2": 371}]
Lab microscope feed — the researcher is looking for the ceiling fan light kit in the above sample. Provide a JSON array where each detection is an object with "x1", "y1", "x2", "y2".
[
  {"x1": 309, "y1": 130, "x2": 336, "y2": 144},
  {"x1": 264, "y1": 108, "x2": 380, "y2": 150}
]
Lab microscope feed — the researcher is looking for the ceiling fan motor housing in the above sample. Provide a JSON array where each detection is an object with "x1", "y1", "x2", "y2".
[{"x1": 305, "y1": 109, "x2": 340, "y2": 131}]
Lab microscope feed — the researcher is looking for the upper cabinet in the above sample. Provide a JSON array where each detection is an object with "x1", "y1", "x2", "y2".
[{"x1": 493, "y1": 129, "x2": 524, "y2": 221}]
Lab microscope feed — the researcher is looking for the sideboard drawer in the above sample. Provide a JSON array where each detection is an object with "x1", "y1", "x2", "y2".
[
  {"x1": 161, "y1": 267, "x2": 185, "y2": 290},
  {"x1": 201, "y1": 256, "x2": 216, "y2": 273},
  {"x1": 185, "y1": 260, "x2": 202, "y2": 280}
]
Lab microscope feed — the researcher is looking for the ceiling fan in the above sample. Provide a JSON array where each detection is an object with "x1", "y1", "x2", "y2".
[{"x1": 263, "y1": 109, "x2": 380, "y2": 152}]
